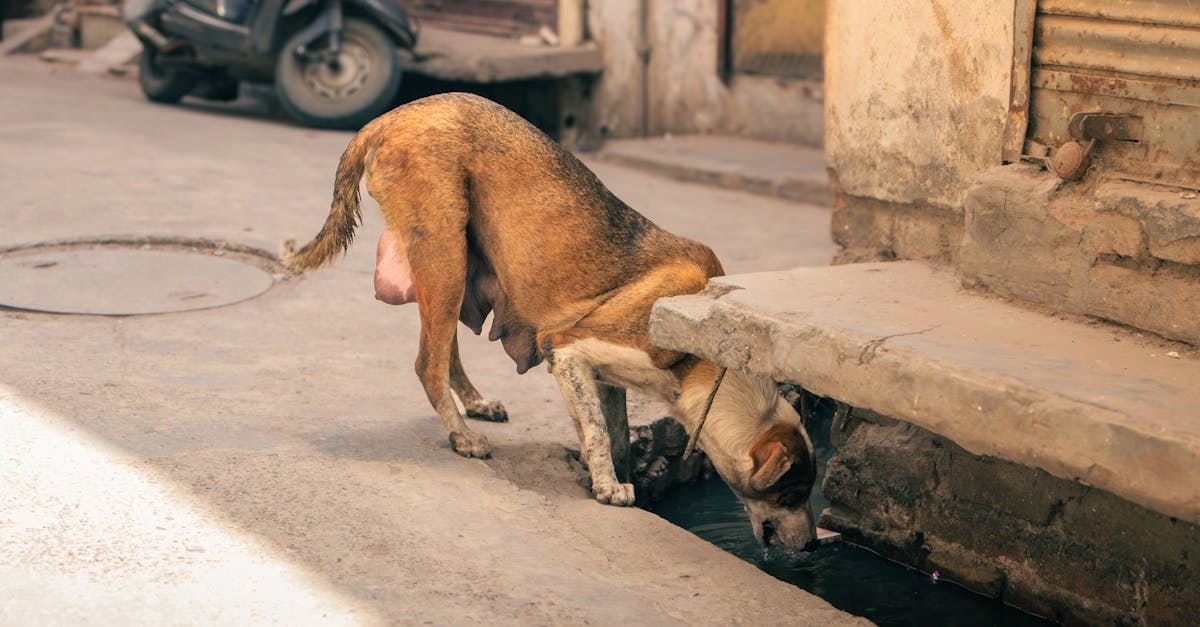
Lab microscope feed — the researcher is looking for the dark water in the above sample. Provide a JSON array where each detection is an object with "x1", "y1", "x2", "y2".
[
  {"x1": 650, "y1": 397, "x2": 1057, "y2": 626},
  {"x1": 652, "y1": 476, "x2": 1054, "y2": 626}
]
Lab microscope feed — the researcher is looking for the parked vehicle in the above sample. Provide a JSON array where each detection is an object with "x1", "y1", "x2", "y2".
[{"x1": 126, "y1": 0, "x2": 417, "y2": 129}]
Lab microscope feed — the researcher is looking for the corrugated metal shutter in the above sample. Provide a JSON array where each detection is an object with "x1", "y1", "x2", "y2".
[
  {"x1": 1025, "y1": 0, "x2": 1200, "y2": 189},
  {"x1": 402, "y1": 1, "x2": 557, "y2": 38}
]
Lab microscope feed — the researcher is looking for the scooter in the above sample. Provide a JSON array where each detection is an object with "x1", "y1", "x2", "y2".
[{"x1": 127, "y1": 0, "x2": 417, "y2": 129}]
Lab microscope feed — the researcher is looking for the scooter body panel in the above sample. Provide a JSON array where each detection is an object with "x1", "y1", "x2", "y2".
[
  {"x1": 160, "y1": 1, "x2": 251, "y2": 52},
  {"x1": 344, "y1": 0, "x2": 416, "y2": 48}
]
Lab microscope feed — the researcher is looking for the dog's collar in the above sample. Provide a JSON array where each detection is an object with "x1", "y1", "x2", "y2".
[{"x1": 682, "y1": 366, "x2": 728, "y2": 460}]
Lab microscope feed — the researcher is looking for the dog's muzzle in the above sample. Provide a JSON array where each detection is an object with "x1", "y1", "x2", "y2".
[{"x1": 751, "y1": 508, "x2": 818, "y2": 551}]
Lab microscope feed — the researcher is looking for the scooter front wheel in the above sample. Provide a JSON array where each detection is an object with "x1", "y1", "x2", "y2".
[
  {"x1": 137, "y1": 46, "x2": 197, "y2": 104},
  {"x1": 275, "y1": 17, "x2": 402, "y2": 130}
]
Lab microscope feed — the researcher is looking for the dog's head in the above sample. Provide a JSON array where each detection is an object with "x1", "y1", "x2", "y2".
[
  {"x1": 688, "y1": 371, "x2": 818, "y2": 550},
  {"x1": 739, "y1": 421, "x2": 818, "y2": 549}
]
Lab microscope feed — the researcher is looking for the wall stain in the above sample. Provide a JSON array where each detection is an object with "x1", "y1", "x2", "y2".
[{"x1": 929, "y1": 0, "x2": 980, "y2": 95}]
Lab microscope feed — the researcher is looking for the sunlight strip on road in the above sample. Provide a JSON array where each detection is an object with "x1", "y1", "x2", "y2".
[{"x1": 0, "y1": 385, "x2": 367, "y2": 626}]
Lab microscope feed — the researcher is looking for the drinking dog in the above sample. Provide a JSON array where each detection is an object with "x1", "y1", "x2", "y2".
[{"x1": 285, "y1": 93, "x2": 818, "y2": 548}]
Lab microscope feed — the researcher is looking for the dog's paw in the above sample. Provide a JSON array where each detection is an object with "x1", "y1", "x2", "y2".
[
  {"x1": 449, "y1": 431, "x2": 492, "y2": 459},
  {"x1": 593, "y1": 480, "x2": 636, "y2": 507},
  {"x1": 465, "y1": 400, "x2": 509, "y2": 423}
]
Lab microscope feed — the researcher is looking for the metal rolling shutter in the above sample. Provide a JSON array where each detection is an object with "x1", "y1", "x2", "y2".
[{"x1": 1025, "y1": 0, "x2": 1200, "y2": 189}]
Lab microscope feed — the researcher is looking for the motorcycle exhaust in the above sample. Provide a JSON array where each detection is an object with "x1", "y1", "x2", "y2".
[{"x1": 131, "y1": 20, "x2": 172, "y2": 51}]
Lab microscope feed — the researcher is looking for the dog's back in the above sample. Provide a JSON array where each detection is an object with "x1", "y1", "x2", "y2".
[{"x1": 289, "y1": 93, "x2": 724, "y2": 372}]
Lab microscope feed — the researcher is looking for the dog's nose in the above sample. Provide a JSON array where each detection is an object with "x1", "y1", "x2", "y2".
[{"x1": 760, "y1": 520, "x2": 778, "y2": 546}]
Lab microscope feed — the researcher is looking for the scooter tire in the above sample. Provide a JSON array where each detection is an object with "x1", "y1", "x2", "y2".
[
  {"x1": 137, "y1": 47, "x2": 197, "y2": 104},
  {"x1": 275, "y1": 17, "x2": 402, "y2": 130}
]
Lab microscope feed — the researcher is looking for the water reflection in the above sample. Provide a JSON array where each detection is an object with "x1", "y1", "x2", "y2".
[{"x1": 652, "y1": 447, "x2": 1055, "y2": 626}]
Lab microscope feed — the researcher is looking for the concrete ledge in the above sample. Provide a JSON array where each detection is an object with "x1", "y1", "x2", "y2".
[
  {"x1": 597, "y1": 135, "x2": 830, "y2": 205},
  {"x1": 0, "y1": 14, "x2": 54, "y2": 56},
  {"x1": 650, "y1": 262, "x2": 1200, "y2": 523},
  {"x1": 963, "y1": 164, "x2": 1200, "y2": 346},
  {"x1": 400, "y1": 26, "x2": 602, "y2": 82}
]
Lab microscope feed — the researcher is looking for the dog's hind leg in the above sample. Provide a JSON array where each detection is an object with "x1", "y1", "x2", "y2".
[
  {"x1": 388, "y1": 193, "x2": 491, "y2": 459},
  {"x1": 412, "y1": 251, "x2": 491, "y2": 458},
  {"x1": 551, "y1": 349, "x2": 635, "y2": 506},
  {"x1": 449, "y1": 332, "x2": 509, "y2": 423}
]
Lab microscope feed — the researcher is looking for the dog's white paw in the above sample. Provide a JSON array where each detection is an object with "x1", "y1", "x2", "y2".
[
  {"x1": 593, "y1": 480, "x2": 636, "y2": 507},
  {"x1": 465, "y1": 400, "x2": 509, "y2": 423},
  {"x1": 449, "y1": 431, "x2": 492, "y2": 459}
]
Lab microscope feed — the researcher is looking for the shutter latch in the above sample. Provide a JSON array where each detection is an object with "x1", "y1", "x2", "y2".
[{"x1": 1047, "y1": 112, "x2": 1142, "y2": 180}]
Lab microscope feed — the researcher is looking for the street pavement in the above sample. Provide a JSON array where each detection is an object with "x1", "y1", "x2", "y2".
[{"x1": 0, "y1": 56, "x2": 862, "y2": 625}]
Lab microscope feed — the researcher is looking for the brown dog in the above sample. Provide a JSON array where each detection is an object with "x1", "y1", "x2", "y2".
[{"x1": 284, "y1": 93, "x2": 819, "y2": 548}]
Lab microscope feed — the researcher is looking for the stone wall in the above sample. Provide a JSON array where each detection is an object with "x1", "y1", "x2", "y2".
[
  {"x1": 629, "y1": 416, "x2": 711, "y2": 506},
  {"x1": 588, "y1": 0, "x2": 824, "y2": 146},
  {"x1": 821, "y1": 408, "x2": 1200, "y2": 626},
  {"x1": 964, "y1": 165, "x2": 1200, "y2": 346}
]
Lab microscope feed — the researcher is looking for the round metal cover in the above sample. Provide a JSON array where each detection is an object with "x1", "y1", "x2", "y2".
[{"x1": 0, "y1": 240, "x2": 282, "y2": 316}]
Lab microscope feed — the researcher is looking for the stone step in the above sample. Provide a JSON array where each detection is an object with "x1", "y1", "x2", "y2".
[
  {"x1": 595, "y1": 135, "x2": 830, "y2": 206},
  {"x1": 649, "y1": 261, "x2": 1200, "y2": 523},
  {"x1": 399, "y1": 24, "x2": 602, "y2": 82},
  {"x1": 0, "y1": 14, "x2": 54, "y2": 56}
]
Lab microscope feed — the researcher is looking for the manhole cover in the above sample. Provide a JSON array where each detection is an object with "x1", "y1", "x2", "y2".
[{"x1": 0, "y1": 239, "x2": 285, "y2": 316}]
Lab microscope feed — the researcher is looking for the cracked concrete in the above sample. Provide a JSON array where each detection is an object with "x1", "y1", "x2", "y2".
[{"x1": 651, "y1": 262, "x2": 1200, "y2": 523}]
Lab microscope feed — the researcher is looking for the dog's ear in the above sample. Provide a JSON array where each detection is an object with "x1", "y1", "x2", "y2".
[
  {"x1": 749, "y1": 440, "x2": 793, "y2": 492},
  {"x1": 748, "y1": 422, "x2": 815, "y2": 495}
]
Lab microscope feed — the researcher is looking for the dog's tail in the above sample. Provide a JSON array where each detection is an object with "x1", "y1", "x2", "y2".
[{"x1": 281, "y1": 118, "x2": 385, "y2": 273}]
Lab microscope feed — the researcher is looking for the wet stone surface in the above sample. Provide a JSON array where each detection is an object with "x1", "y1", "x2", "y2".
[
  {"x1": 629, "y1": 417, "x2": 711, "y2": 506},
  {"x1": 0, "y1": 242, "x2": 280, "y2": 315}
]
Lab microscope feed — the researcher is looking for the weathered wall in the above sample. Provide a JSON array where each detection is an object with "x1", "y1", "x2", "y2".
[
  {"x1": 822, "y1": 408, "x2": 1200, "y2": 626},
  {"x1": 826, "y1": 0, "x2": 1013, "y2": 207},
  {"x1": 588, "y1": 0, "x2": 825, "y2": 146},
  {"x1": 825, "y1": 1, "x2": 1200, "y2": 343},
  {"x1": 825, "y1": 0, "x2": 1013, "y2": 263},
  {"x1": 587, "y1": 0, "x2": 645, "y2": 138}
]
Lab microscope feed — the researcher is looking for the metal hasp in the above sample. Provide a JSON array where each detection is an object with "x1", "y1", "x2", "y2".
[
  {"x1": 1068, "y1": 112, "x2": 1142, "y2": 143},
  {"x1": 1022, "y1": 0, "x2": 1200, "y2": 189},
  {"x1": 1048, "y1": 111, "x2": 1143, "y2": 180}
]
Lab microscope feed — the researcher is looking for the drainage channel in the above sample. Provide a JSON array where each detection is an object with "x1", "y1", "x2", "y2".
[
  {"x1": 649, "y1": 402, "x2": 1056, "y2": 627},
  {"x1": 0, "y1": 238, "x2": 288, "y2": 316}
]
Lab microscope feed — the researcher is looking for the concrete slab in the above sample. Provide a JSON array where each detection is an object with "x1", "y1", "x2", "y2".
[
  {"x1": 596, "y1": 135, "x2": 830, "y2": 205},
  {"x1": 0, "y1": 392, "x2": 364, "y2": 625},
  {"x1": 651, "y1": 261, "x2": 1200, "y2": 523},
  {"x1": 401, "y1": 25, "x2": 603, "y2": 82}
]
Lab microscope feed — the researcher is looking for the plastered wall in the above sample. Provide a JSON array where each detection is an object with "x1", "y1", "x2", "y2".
[{"x1": 825, "y1": 0, "x2": 1015, "y2": 208}]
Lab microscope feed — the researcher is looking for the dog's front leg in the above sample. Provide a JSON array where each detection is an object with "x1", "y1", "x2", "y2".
[
  {"x1": 598, "y1": 383, "x2": 630, "y2": 484},
  {"x1": 551, "y1": 351, "x2": 636, "y2": 506}
]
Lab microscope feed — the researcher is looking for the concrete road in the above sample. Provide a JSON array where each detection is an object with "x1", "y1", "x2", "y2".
[{"x1": 0, "y1": 57, "x2": 860, "y2": 625}]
